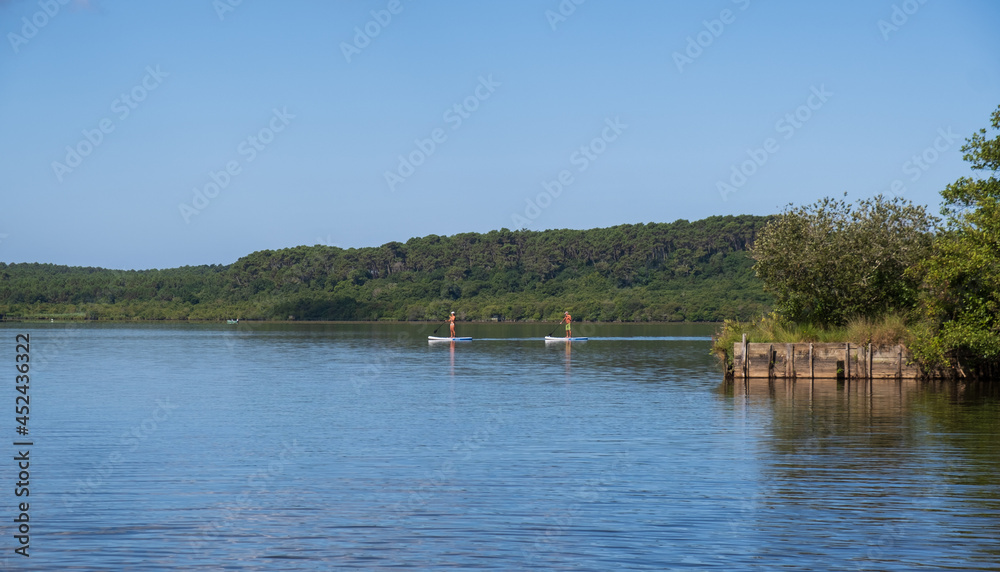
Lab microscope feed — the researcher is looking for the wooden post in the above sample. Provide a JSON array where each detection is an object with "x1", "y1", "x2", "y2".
[
  {"x1": 786, "y1": 343, "x2": 794, "y2": 379},
  {"x1": 742, "y1": 333, "x2": 748, "y2": 379},
  {"x1": 897, "y1": 345, "x2": 902, "y2": 380},
  {"x1": 809, "y1": 343, "x2": 814, "y2": 380},
  {"x1": 861, "y1": 344, "x2": 867, "y2": 380},
  {"x1": 858, "y1": 344, "x2": 868, "y2": 379},
  {"x1": 868, "y1": 343, "x2": 873, "y2": 380},
  {"x1": 846, "y1": 343, "x2": 851, "y2": 381},
  {"x1": 768, "y1": 344, "x2": 774, "y2": 379}
]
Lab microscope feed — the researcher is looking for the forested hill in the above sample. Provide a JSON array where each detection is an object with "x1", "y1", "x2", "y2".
[{"x1": 0, "y1": 215, "x2": 773, "y2": 322}]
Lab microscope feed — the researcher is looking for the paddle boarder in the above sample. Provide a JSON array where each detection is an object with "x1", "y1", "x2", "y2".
[
  {"x1": 563, "y1": 311, "x2": 572, "y2": 338},
  {"x1": 449, "y1": 311, "x2": 456, "y2": 337}
]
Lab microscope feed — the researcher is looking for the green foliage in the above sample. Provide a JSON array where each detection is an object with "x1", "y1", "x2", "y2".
[
  {"x1": 912, "y1": 105, "x2": 1000, "y2": 374},
  {"x1": 0, "y1": 216, "x2": 774, "y2": 323},
  {"x1": 751, "y1": 195, "x2": 937, "y2": 326}
]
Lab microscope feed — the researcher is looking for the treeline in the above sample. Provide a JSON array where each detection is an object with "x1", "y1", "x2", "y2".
[{"x1": 0, "y1": 215, "x2": 773, "y2": 323}]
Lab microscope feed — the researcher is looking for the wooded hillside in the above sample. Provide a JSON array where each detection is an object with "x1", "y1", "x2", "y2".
[{"x1": 0, "y1": 215, "x2": 773, "y2": 322}]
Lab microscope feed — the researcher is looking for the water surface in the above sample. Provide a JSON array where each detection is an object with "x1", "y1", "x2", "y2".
[{"x1": 6, "y1": 322, "x2": 999, "y2": 570}]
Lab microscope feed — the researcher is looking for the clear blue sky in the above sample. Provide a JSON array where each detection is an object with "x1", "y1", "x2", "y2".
[{"x1": 1, "y1": 0, "x2": 998, "y2": 269}]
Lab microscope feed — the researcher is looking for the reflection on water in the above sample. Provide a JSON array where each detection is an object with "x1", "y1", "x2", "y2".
[
  {"x1": 543, "y1": 338, "x2": 574, "y2": 380},
  {"x1": 5, "y1": 322, "x2": 999, "y2": 570},
  {"x1": 565, "y1": 340, "x2": 572, "y2": 379},
  {"x1": 725, "y1": 377, "x2": 1000, "y2": 570}
]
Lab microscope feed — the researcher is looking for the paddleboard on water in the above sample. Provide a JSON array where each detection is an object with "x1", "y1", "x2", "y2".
[
  {"x1": 545, "y1": 336, "x2": 588, "y2": 342},
  {"x1": 428, "y1": 336, "x2": 472, "y2": 341}
]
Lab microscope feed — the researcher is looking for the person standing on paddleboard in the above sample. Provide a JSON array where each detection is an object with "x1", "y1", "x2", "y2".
[
  {"x1": 563, "y1": 311, "x2": 572, "y2": 338},
  {"x1": 449, "y1": 311, "x2": 456, "y2": 337}
]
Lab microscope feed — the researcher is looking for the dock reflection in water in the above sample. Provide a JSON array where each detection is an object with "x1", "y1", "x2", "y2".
[{"x1": 725, "y1": 376, "x2": 1000, "y2": 570}]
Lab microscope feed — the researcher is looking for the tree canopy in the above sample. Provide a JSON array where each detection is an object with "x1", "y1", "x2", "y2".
[
  {"x1": 750, "y1": 195, "x2": 936, "y2": 326},
  {"x1": 913, "y1": 105, "x2": 1000, "y2": 373},
  {"x1": 0, "y1": 216, "x2": 773, "y2": 323}
]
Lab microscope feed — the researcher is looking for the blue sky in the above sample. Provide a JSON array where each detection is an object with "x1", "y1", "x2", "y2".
[{"x1": 1, "y1": 0, "x2": 998, "y2": 269}]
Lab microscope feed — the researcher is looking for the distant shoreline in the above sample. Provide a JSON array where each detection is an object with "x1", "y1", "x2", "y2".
[{"x1": 0, "y1": 318, "x2": 722, "y2": 325}]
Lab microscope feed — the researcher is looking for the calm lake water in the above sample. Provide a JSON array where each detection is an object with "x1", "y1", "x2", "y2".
[{"x1": 5, "y1": 322, "x2": 1000, "y2": 570}]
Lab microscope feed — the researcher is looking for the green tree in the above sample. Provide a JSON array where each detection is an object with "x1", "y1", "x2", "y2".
[
  {"x1": 751, "y1": 195, "x2": 936, "y2": 325},
  {"x1": 913, "y1": 105, "x2": 1000, "y2": 374}
]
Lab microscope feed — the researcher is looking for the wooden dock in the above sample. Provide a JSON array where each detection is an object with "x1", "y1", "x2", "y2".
[{"x1": 733, "y1": 337, "x2": 922, "y2": 379}]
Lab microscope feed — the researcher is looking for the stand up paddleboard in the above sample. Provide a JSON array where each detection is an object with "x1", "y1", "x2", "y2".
[
  {"x1": 428, "y1": 336, "x2": 472, "y2": 341},
  {"x1": 545, "y1": 336, "x2": 588, "y2": 342}
]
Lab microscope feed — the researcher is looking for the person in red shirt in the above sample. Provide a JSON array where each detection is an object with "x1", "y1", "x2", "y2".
[
  {"x1": 563, "y1": 311, "x2": 572, "y2": 338},
  {"x1": 449, "y1": 311, "x2": 456, "y2": 337}
]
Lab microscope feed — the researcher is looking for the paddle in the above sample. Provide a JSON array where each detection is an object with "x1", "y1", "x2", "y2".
[
  {"x1": 432, "y1": 321, "x2": 447, "y2": 335},
  {"x1": 549, "y1": 314, "x2": 568, "y2": 337}
]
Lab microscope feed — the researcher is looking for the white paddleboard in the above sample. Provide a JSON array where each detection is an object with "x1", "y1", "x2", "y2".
[
  {"x1": 545, "y1": 336, "x2": 588, "y2": 342},
  {"x1": 428, "y1": 336, "x2": 472, "y2": 341}
]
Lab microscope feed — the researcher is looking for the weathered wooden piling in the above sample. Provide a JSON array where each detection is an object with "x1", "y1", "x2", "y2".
[{"x1": 733, "y1": 342, "x2": 921, "y2": 379}]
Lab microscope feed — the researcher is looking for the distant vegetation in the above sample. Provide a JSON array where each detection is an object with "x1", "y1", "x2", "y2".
[{"x1": 0, "y1": 215, "x2": 773, "y2": 324}]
